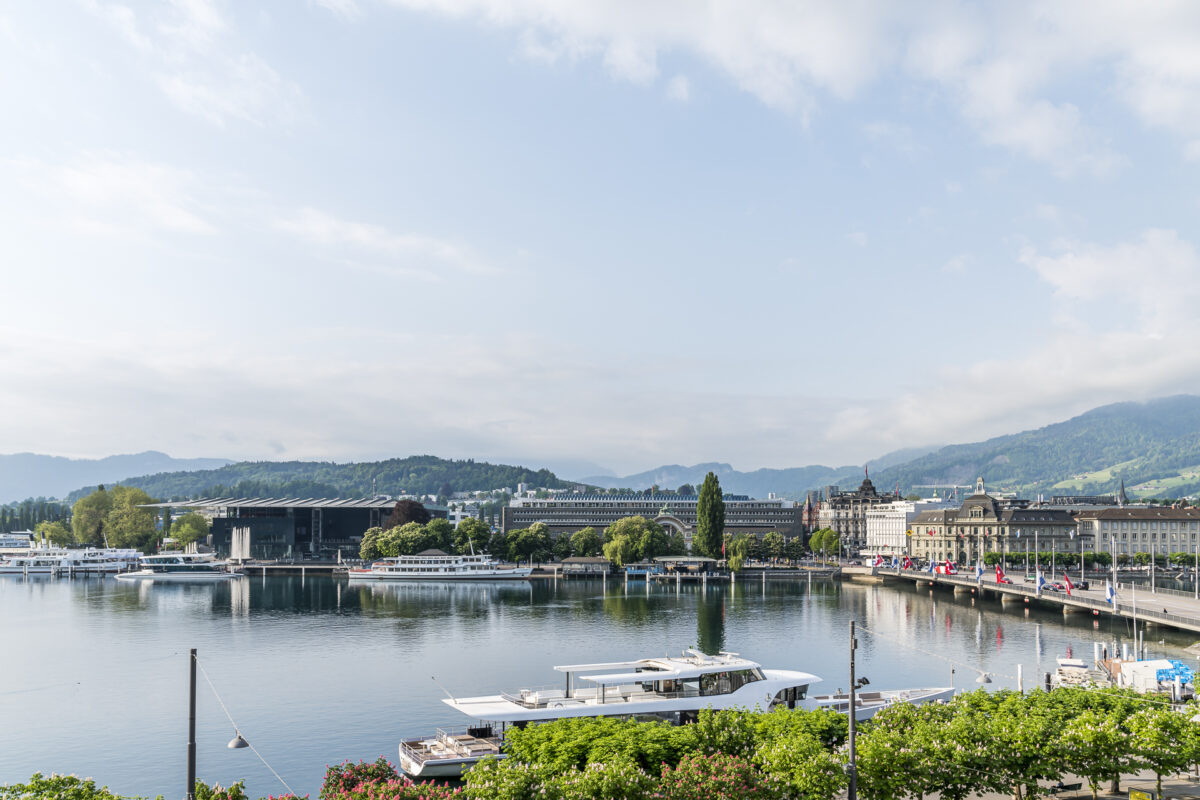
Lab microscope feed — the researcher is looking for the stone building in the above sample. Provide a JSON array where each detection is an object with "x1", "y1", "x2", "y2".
[
  {"x1": 817, "y1": 471, "x2": 899, "y2": 552},
  {"x1": 1073, "y1": 506, "x2": 1200, "y2": 557},
  {"x1": 908, "y1": 478, "x2": 1079, "y2": 564}
]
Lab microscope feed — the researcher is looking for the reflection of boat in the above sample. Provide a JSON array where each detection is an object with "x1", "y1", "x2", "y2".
[
  {"x1": 348, "y1": 549, "x2": 532, "y2": 581},
  {"x1": 400, "y1": 649, "x2": 950, "y2": 778},
  {"x1": 115, "y1": 553, "x2": 240, "y2": 583}
]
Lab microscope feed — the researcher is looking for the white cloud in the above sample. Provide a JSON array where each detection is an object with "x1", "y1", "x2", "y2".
[
  {"x1": 665, "y1": 73, "x2": 689, "y2": 102},
  {"x1": 829, "y1": 229, "x2": 1200, "y2": 456},
  {"x1": 5, "y1": 153, "x2": 217, "y2": 237},
  {"x1": 313, "y1": 0, "x2": 362, "y2": 20},
  {"x1": 84, "y1": 0, "x2": 302, "y2": 126},
  {"x1": 378, "y1": 0, "x2": 1200, "y2": 171},
  {"x1": 846, "y1": 231, "x2": 868, "y2": 248},
  {"x1": 275, "y1": 207, "x2": 498, "y2": 279}
]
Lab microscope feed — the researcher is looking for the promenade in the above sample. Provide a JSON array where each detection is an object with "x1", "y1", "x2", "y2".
[{"x1": 848, "y1": 567, "x2": 1200, "y2": 635}]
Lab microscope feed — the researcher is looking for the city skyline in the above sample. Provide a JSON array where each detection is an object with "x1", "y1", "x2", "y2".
[{"x1": 4, "y1": 2, "x2": 1200, "y2": 473}]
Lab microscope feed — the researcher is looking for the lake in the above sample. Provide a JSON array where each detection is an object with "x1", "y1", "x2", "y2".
[{"x1": 2, "y1": 573, "x2": 1196, "y2": 799}]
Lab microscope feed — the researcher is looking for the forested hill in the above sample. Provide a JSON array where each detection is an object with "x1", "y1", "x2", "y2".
[
  {"x1": 68, "y1": 456, "x2": 582, "y2": 502},
  {"x1": 872, "y1": 395, "x2": 1200, "y2": 499}
]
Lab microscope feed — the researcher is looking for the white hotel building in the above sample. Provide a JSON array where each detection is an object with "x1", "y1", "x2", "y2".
[{"x1": 864, "y1": 498, "x2": 955, "y2": 558}]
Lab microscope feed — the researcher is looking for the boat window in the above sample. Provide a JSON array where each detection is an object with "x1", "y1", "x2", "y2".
[{"x1": 700, "y1": 669, "x2": 762, "y2": 696}]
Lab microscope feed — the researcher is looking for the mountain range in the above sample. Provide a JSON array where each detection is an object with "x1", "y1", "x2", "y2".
[
  {"x1": 9, "y1": 395, "x2": 1200, "y2": 505},
  {"x1": 0, "y1": 451, "x2": 232, "y2": 505}
]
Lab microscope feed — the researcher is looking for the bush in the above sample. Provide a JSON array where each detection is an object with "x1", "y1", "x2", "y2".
[
  {"x1": 462, "y1": 757, "x2": 550, "y2": 800},
  {"x1": 321, "y1": 758, "x2": 399, "y2": 798},
  {"x1": 659, "y1": 753, "x2": 784, "y2": 800},
  {"x1": 549, "y1": 759, "x2": 657, "y2": 800},
  {"x1": 0, "y1": 774, "x2": 139, "y2": 800}
]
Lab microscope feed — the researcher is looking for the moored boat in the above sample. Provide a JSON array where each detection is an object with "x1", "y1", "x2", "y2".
[
  {"x1": 115, "y1": 552, "x2": 240, "y2": 583},
  {"x1": 398, "y1": 648, "x2": 951, "y2": 778},
  {"x1": 348, "y1": 549, "x2": 532, "y2": 581}
]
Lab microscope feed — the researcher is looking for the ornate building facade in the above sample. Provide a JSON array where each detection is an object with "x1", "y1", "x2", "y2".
[
  {"x1": 908, "y1": 478, "x2": 1079, "y2": 564},
  {"x1": 817, "y1": 471, "x2": 900, "y2": 552}
]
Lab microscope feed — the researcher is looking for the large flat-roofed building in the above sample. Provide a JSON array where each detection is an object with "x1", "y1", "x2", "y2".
[
  {"x1": 143, "y1": 497, "x2": 445, "y2": 560},
  {"x1": 1073, "y1": 507, "x2": 1200, "y2": 557},
  {"x1": 864, "y1": 498, "x2": 955, "y2": 557},
  {"x1": 908, "y1": 478, "x2": 1079, "y2": 564},
  {"x1": 501, "y1": 493, "x2": 802, "y2": 550}
]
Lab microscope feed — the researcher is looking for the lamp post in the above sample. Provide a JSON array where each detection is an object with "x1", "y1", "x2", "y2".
[
  {"x1": 187, "y1": 649, "x2": 196, "y2": 800},
  {"x1": 848, "y1": 620, "x2": 859, "y2": 800}
]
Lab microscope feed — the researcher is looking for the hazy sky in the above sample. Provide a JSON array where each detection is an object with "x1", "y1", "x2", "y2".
[{"x1": 4, "y1": 1, "x2": 1200, "y2": 476}]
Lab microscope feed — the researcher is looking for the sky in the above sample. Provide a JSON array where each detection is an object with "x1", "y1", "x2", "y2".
[{"x1": 4, "y1": 1, "x2": 1200, "y2": 478}]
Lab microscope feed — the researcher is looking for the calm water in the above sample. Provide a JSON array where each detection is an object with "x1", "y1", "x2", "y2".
[{"x1": 3, "y1": 574, "x2": 1198, "y2": 799}]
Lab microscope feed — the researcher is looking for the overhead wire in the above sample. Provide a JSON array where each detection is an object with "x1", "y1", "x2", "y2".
[{"x1": 196, "y1": 657, "x2": 297, "y2": 798}]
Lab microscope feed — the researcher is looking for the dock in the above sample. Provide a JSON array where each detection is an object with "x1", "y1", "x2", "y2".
[{"x1": 843, "y1": 566, "x2": 1200, "y2": 635}]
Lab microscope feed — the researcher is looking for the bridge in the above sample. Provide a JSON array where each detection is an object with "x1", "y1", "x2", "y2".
[{"x1": 842, "y1": 566, "x2": 1200, "y2": 635}]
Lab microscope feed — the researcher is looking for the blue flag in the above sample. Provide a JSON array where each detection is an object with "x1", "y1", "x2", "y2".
[
  {"x1": 1106, "y1": 582, "x2": 1116, "y2": 605},
  {"x1": 1037, "y1": 571, "x2": 1046, "y2": 590},
  {"x1": 975, "y1": 562, "x2": 983, "y2": 581}
]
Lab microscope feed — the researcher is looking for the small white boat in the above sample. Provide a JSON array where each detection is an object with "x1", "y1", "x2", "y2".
[
  {"x1": 348, "y1": 549, "x2": 532, "y2": 582},
  {"x1": 115, "y1": 552, "x2": 240, "y2": 583},
  {"x1": 399, "y1": 648, "x2": 950, "y2": 778}
]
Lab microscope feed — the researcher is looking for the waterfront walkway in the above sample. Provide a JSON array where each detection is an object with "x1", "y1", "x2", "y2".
[
  {"x1": 971, "y1": 770, "x2": 1200, "y2": 800},
  {"x1": 849, "y1": 567, "x2": 1200, "y2": 635}
]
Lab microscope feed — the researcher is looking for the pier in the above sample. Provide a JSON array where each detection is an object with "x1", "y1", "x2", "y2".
[{"x1": 844, "y1": 566, "x2": 1200, "y2": 635}]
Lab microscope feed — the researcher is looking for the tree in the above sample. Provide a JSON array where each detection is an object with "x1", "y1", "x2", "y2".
[
  {"x1": 508, "y1": 524, "x2": 552, "y2": 565},
  {"x1": 727, "y1": 534, "x2": 752, "y2": 571},
  {"x1": 570, "y1": 527, "x2": 602, "y2": 557},
  {"x1": 425, "y1": 518, "x2": 454, "y2": 551},
  {"x1": 693, "y1": 473, "x2": 725, "y2": 558},
  {"x1": 604, "y1": 517, "x2": 669, "y2": 561},
  {"x1": 453, "y1": 518, "x2": 492, "y2": 554},
  {"x1": 103, "y1": 486, "x2": 158, "y2": 550},
  {"x1": 676, "y1": 484, "x2": 695, "y2": 496},
  {"x1": 809, "y1": 528, "x2": 840, "y2": 558},
  {"x1": 666, "y1": 531, "x2": 687, "y2": 556},
  {"x1": 384, "y1": 499, "x2": 430, "y2": 531},
  {"x1": 72, "y1": 486, "x2": 112, "y2": 546},
  {"x1": 784, "y1": 537, "x2": 806, "y2": 562},
  {"x1": 1057, "y1": 709, "x2": 1133, "y2": 800},
  {"x1": 602, "y1": 534, "x2": 638, "y2": 567},
  {"x1": 378, "y1": 522, "x2": 431, "y2": 557},
  {"x1": 552, "y1": 535, "x2": 573, "y2": 561},
  {"x1": 171, "y1": 512, "x2": 210, "y2": 547},
  {"x1": 359, "y1": 526, "x2": 383, "y2": 560},
  {"x1": 34, "y1": 520, "x2": 73, "y2": 547},
  {"x1": 762, "y1": 532, "x2": 786, "y2": 562},
  {"x1": 1128, "y1": 706, "x2": 1197, "y2": 797}
]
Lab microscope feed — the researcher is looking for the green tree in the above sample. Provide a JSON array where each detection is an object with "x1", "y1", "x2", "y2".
[
  {"x1": 784, "y1": 537, "x2": 806, "y2": 562},
  {"x1": 103, "y1": 486, "x2": 158, "y2": 550},
  {"x1": 359, "y1": 526, "x2": 383, "y2": 560},
  {"x1": 34, "y1": 520, "x2": 74, "y2": 547},
  {"x1": 666, "y1": 531, "x2": 687, "y2": 556},
  {"x1": 72, "y1": 486, "x2": 112, "y2": 546},
  {"x1": 693, "y1": 473, "x2": 725, "y2": 558},
  {"x1": 762, "y1": 532, "x2": 786, "y2": 561},
  {"x1": 453, "y1": 518, "x2": 492, "y2": 554},
  {"x1": 171, "y1": 512, "x2": 210, "y2": 547},
  {"x1": 508, "y1": 523, "x2": 552, "y2": 565},
  {"x1": 1128, "y1": 705, "x2": 1197, "y2": 797},
  {"x1": 727, "y1": 533, "x2": 752, "y2": 571},
  {"x1": 1057, "y1": 708, "x2": 1133, "y2": 800},
  {"x1": 570, "y1": 527, "x2": 602, "y2": 557},
  {"x1": 603, "y1": 534, "x2": 638, "y2": 567},
  {"x1": 425, "y1": 518, "x2": 454, "y2": 551}
]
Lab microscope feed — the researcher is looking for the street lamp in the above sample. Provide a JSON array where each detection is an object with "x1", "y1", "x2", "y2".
[{"x1": 976, "y1": 672, "x2": 992, "y2": 684}]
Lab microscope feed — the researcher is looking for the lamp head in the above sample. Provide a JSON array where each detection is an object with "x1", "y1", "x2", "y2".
[
  {"x1": 228, "y1": 732, "x2": 250, "y2": 749},
  {"x1": 976, "y1": 672, "x2": 992, "y2": 685}
]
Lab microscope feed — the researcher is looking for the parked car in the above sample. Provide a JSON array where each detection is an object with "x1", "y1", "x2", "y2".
[{"x1": 1047, "y1": 582, "x2": 1066, "y2": 592}]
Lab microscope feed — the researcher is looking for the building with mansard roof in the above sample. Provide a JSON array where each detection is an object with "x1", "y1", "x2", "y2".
[
  {"x1": 908, "y1": 478, "x2": 1079, "y2": 564},
  {"x1": 817, "y1": 470, "x2": 900, "y2": 552}
]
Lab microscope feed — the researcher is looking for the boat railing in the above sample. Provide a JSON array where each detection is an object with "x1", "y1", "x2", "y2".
[
  {"x1": 500, "y1": 683, "x2": 702, "y2": 708},
  {"x1": 399, "y1": 726, "x2": 503, "y2": 763}
]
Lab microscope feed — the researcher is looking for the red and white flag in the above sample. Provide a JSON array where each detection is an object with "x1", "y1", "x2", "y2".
[
  {"x1": 1064, "y1": 574, "x2": 1074, "y2": 596},
  {"x1": 874, "y1": 555, "x2": 884, "y2": 567},
  {"x1": 903, "y1": 556, "x2": 913, "y2": 570},
  {"x1": 996, "y1": 564, "x2": 1006, "y2": 582}
]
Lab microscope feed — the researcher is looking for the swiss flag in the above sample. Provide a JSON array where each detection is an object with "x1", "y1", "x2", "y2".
[{"x1": 1064, "y1": 574, "x2": 1074, "y2": 596}]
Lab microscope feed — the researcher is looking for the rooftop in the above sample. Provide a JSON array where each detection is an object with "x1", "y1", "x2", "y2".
[{"x1": 139, "y1": 496, "x2": 400, "y2": 510}]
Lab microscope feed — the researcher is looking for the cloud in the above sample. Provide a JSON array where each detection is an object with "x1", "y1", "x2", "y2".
[
  {"x1": 378, "y1": 0, "x2": 1200, "y2": 171},
  {"x1": 665, "y1": 73, "x2": 690, "y2": 102},
  {"x1": 313, "y1": 0, "x2": 362, "y2": 20},
  {"x1": 846, "y1": 231, "x2": 868, "y2": 248},
  {"x1": 274, "y1": 207, "x2": 498, "y2": 279},
  {"x1": 84, "y1": 0, "x2": 302, "y2": 126},
  {"x1": 829, "y1": 229, "x2": 1200, "y2": 456},
  {"x1": 4, "y1": 153, "x2": 217, "y2": 237}
]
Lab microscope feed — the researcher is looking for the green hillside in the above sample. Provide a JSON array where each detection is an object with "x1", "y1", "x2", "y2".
[
  {"x1": 873, "y1": 395, "x2": 1200, "y2": 500},
  {"x1": 68, "y1": 455, "x2": 583, "y2": 502}
]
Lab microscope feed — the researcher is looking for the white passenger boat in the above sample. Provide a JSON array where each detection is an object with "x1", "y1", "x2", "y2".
[
  {"x1": 347, "y1": 549, "x2": 532, "y2": 581},
  {"x1": 0, "y1": 550, "x2": 69, "y2": 574},
  {"x1": 115, "y1": 552, "x2": 240, "y2": 583},
  {"x1": 61, "y1": 548, "x2": 144, "y2": 574},
  {"x1": 399, "y1": 649, "x2": 950, "y2": 778}
]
